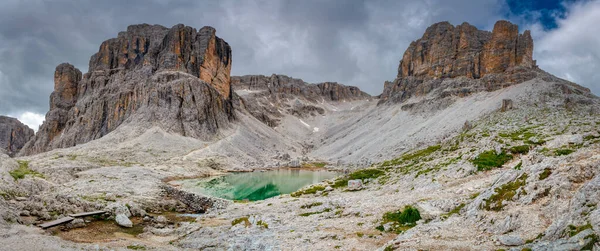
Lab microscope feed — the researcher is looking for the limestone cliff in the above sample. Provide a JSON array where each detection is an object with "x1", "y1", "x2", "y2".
[
  {"x1": 0, "y1": 116, "x2": 34, "y2": 156},
  {"x1": 232, "y1": 74, "x2": 371, "y2": 127},
  {"x1": 21, "y1": 24, "x2": 234, "y2": 155},
  {"x1": 381, "y1": 20, "x2": 540, "y2": 105}
]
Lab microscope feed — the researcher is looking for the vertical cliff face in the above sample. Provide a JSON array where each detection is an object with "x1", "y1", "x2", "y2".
[
  {"x1": 21, "y1": 24, "x2": 234, "y2": 155},
  {"x1": 0, "y1": 116, "x2": 34, "y2": 156},
  {"x1": 383, "y1": 20, "x2": 537, "y2": 105}
]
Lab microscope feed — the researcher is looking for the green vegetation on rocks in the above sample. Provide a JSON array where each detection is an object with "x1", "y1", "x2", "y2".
[
  {"x1": 509, "y1": 145, "x2": 530, "y2": 154},
  {"x1": 231, "y1": 217, "x2": 251, "y2": 227},
  {"x1": 331, "y1": 168, "x2": 386, "y2": 188},
  {"x1": 300, "y1": 202, "x2": 323, "y2": 209},
  {"x1": 376, "y1": 206, "x2": 421, "y2": 233},
  {"x1": 472, "y1": 150, "x2": 513, "y2": 171},
  {"x1": 9, "y1": 160, "x2": 44, "y2": 180},
  {"x1": 483, "y1": 174, "x2": 528, "y2": 211},
  {"x1": 290, "y1": 185, "x2": 325, "y2": 197},
  {"x1": 539, "y1": 168, "x2": 552, "y2": 180},
  {"x1": 555, "y1": 148, "x2": 575, "y2": 156},
  {"x1": 380, "y1": 145, "x2": 441, "y2": 167},
  {"x1": 441, "y1": 203, "x2": 466, "y2": 219}
]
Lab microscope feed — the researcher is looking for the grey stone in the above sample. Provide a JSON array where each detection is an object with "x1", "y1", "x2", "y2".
[
  {"x1": 348, "y1": 180, "x2": 363, "y2": 190},
  {"x1": 115, "y1": 214, "x2": 133, "y2": 228},
  {"x1": 155, "y1": 215, "x2": 168, "y2": 224},
  {"x1": 498, "y1": 235, "x2": 524, "y2": 246}
]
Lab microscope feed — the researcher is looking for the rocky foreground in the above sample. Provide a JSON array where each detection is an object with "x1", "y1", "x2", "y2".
[{"x1": 0, "y1": 20, "x2": 599, "y2": 250}]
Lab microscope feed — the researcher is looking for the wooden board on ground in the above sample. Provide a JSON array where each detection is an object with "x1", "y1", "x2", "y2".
[
  {"x1": 69, "y1": 210, "x2": 106, "y2": 218},
  {"x1": 39, "y1": 217, "x2": 74, "y2": 229}
]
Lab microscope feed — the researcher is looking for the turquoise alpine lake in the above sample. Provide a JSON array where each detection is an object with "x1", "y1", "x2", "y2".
[{"x1": 172, "y1": 169, "x2": 339, "y2": 201}]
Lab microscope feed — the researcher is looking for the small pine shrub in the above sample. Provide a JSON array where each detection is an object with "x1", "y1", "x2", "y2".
[{"x1": 472, "y1": 150, "x2": 513, "y2": 171}]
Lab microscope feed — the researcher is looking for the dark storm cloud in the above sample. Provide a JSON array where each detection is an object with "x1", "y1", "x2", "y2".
[{"x1": 1, "y1": 0, "x2": 597, "y2": 130}]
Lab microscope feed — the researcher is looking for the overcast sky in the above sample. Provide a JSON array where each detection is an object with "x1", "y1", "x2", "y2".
[{"x1": 0, "y1": 0, "x2": 598, "y2": 130}]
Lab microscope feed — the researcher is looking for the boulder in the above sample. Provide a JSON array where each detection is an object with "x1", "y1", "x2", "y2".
[
  {"x1": 498, "y1": 235, "x2": 524, "y2": 246},
  {"x1": 115, "y1": 214, "x2": 133, "y2": 228},
  {"x1": 347, "y1": 180, "x2": 363, "y2": 190}
]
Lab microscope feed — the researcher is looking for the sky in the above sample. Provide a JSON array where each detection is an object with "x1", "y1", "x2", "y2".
[{"x1": 0, "y1": 0, "x2": 598, "y2": 131}]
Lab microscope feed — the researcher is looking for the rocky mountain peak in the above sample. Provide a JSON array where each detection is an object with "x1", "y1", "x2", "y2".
[
  {"x1": 89, "y1": 23, "x2": 231, "y2": 98},
  {"x1": 21, "y1": 24, "x2": 234, "y2": 155},
  {"x1": 397, "y1": 20, "x2": 534, "y2": 80},
  {"x1": 381, "y1": 20, "x2": 541, "y2": 105}
]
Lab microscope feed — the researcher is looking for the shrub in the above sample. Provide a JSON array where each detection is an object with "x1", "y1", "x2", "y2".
[
  {"x1": 383, "y1": 206, "x2": 421, "y2": 225},
  {"x1": 509, "y1": 145, "x2": 530, "y2": 154},
  {"x1": 376, "y1": 206, "x2": 421, "y2": 234},
  {"x1": 472, "y1": 150, "x2": 513, "y2": 171}
]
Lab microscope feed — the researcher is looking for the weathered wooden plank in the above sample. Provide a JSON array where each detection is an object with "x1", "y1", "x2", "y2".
[
  {"x1": 69, "y1": 210, "x2": 106, "y2": 218},
  {"x1": 39, "y1": 217, "x2": 74, "y2": 229}
]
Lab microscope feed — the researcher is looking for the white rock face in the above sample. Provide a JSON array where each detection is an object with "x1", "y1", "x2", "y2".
[{"x1": 115, "y1": 214, "x2": 133, "y2": 228}]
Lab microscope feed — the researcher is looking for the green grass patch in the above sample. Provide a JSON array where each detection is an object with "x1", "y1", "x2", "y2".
[
  {"x1": 539, "y1": 168, "x2": 552, "y2": 180},
  {"x1": 401, "y1": 145, "x2": 441, "y2": 162},
  {"x1": 472, "y1": 150, "x2": 513, "y2": 171},
  {"x1": 299, "y1": 208, "x2": 331, "y2": 217},
  {"x1": 380, "y1": 145, "x2": 441, "y2": 168},
  {"x1": 566, "y1": 223, "x2": 593, "y2": 237},
  {"x1": 509, "y1": 145, "x2": 530, "y2": 154},
  {"x1": 9, "y1": 160, "x2": 44, "y2": 180},
  {"x1": 300, "y1": 202, "x2": 323, "y2": 209},
  {"x1": 349, "y1": 168, "x2": 385, "y2": 180},
  {"x1": 555, "y1": 148, "x2": 574, "y2": 156},
  {"x1": 290, "y1": 185, "x2": 326, "y2": 197},
  {"x1": 514, "y1": 161, "x2": 522, "y2": 170},
  {"x1": 441, "y1": 203, "x2": 466, "y2": 219},
  {"x1": 483, "y1": 173, "x2": 528, "y2": 211},
  {"x1": 376, "y1": 206, "x2": 421, "y2": 234},
  {"x1": 498, "y1": 127, "x2": 538, "y2": 141},
  {"x1": 256, "y1": 220, "x2": 268, "y2": 229},
  {"x1": 231, "y1": 217, "x2": 251, "y2": 227},
  {"x1": 330, "y1": 168, "x2": 386, "y2": 188},
  {"x1": 126, "y1": 245, "x2": 147, "y2": 250}
]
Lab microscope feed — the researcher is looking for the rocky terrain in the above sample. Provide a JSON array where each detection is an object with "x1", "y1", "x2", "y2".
[
  {"x1": 0, "y1": 20, "x2": 599, "y2": 251},
  {"x1": 0, "y1": 116, "x2": 34, "y2": 156}
]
